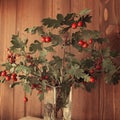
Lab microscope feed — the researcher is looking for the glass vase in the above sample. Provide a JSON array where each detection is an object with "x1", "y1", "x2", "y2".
[{"x1": 44, "y1": 86, "x2": 72, "y2": 120}]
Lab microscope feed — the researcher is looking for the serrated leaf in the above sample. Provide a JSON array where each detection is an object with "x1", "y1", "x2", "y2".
[
  {"x1": 9, "y1": 82, "x2": 20, "y2": 88},
  {"x1": 80, "y1": 59, "x2": 94, "y2": 68},
  {"x1": 64, "y1": 13, "x2": 74, "y2": 21},
  {"x1": 2, "y1": 62, "x2": 12, "y2": 70},
  {"x1": 49, "y1": 33, "x2": 63, "y2": 46},
  {"x1": 74, "y1": 69, "x2": 84, "y2": 79},
  {"x1": 42, "y1": 18, "x2": 60, "y2": 28},
  {"x1": 44, "y1": 46, "x2": 55, "y2": 52},
  {"x1": 102, "y1": 48, "x2": 110, "y2": 57},
  {"x1": 29, "y1": 40, "x2": 42, "y2": 53},
  {"x1": 40, "y1": 49, "x2": 48, "y2": 57},
  {"x1": 110, "y1": 50, "x2": 119, "y2": 57},
  {"x1": 94, "y1": 38, "x2": 107, "y2": 44},
  {"x1": 57, "y1": 14, "x2": 64, "y2": 22},
  {"x1": 25, "y1": 26, "x2": 44, "y2": 35},
  {"x1": 79, "y1": 8, "x2": 91, "y2": 16},
  {"x1": 38, "y1": 93, "x2": 44, "y2": 101},
  {"x1": 102, "y1": 58, "x2": 116, "y2": 74},
  {"x1": 23, "y1": 83, "x2": 32, "y2": 93},
  {"x1": 60, "y1": 26, "x2": 71, "y2": 34},
  {"x1": 68, "y1": 64, "x2": 80, "y2": 76},
  {"x1": 0, "y1": 78, "x2": 6, "y2": 83},
  {"x1": 10, "y1": 67, "x2": 15, "y2": 73},
  {"x1": 15, "y1": 65, "x2": 31, "y2": 74}
]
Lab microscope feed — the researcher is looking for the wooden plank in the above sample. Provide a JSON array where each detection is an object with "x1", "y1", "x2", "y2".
[
  {"x1": 13, "y1": 0, "x2": 45, "y2": 119},
  {"x1": 52, "y1": 0, "x2": 71, "y2": 57},
  {"x1": 113, "y1": 0, "x2": 120, "y2": 115},
  {"x1": 71, "y1": 0, "x2": 100, "y2": 120},
  {"x1": 25, "y1": 0, "x2": 53, "y2": 118},
  {"x1": 0, "y1": 0, "x2": 2, "y2": 119},
  {"x1": 0, "y1": 0, "x2": 17, "y2": 120},
  {"x1": 99, "y1": 0, "x2": 120, "y2": 120}
]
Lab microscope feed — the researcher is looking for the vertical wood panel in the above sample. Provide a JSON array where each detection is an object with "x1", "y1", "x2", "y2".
[
  {"x1": 71, "y1": 0, "x2": 100, "y2": 120},
  {"x1": 0, "y1": 0, "x2": 17, "y2": 120},
  {"x1": 0, "y1": 0, "x2": 120, "y2": 120},
  {"x1": 52, "y1": 0, "x2": 71, "y2": 57},
  {"x1": 99, "y1": 0, "x2": 120, "y2": 120},
  {"x1": 24, "y1": 0, "x2": 53, "y2": 118}
]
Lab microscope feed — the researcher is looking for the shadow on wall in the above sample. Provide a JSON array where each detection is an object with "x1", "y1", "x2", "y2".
[{"x1": 106, "y1": 24, "x2": 120, "y2": 64}]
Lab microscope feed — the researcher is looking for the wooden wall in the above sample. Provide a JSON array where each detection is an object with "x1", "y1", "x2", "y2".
[{"x1": 0, "y1": 0, "x2": 120, "y2": 120}]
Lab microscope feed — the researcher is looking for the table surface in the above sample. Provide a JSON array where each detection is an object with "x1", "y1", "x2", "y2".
[{"x1": 19, "y1": 116, "x2": 43, "y2": 120}]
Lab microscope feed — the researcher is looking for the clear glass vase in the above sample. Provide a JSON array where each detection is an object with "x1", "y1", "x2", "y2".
[{"x1": 44, "y1": 86, "x2": 72, "y2": 120}]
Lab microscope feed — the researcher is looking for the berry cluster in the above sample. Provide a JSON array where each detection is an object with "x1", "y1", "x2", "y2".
[
  {"x1": 7, "y1": 50, "x2": 16, "y2": 64},
  {"x1": 78, "y1": 39, "x2": 93, "y2": 48},
  {"x1": 0, "y1": 70, "x2": 17, "y2": 81},
  {"x1": 41, "y1": 36, "x2": 51, "y2": 43},
  {"x1": 71, "y1": 21, "x2": 83, "y2": 29}
]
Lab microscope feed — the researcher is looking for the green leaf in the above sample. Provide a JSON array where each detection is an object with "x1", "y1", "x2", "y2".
[
  {"x1": 57, "y1": 14, "x2": 64, "y2": 22},
  {"x1": 2, "y1": 62, "x2": 12, "y2": 70},
  {"x1": 110, "y1": 50, "x2": 119, "y2": 57},
  {"x1": 49, "y1": 33, "x2": 63, "y2": 46},
  {"x1": 38, "y1": 93, "x2": 44, "y2": 101},
  {"x1": 9, "y1": 82, "x2": 20, "y2": 88},
  {"x1": 40, "y1": 49, "x2": 48, "y2": 57},
  {"x1": 42, "y1": 18, "x2": 61, "y2": 28},
  {"x1": 102, "y1": 58, "x2": 116, "y2": 74},
  {"x1": 29, "y1": 40, "x2": 42, "y2": 53},
  {"x1": 60, "y1": 26, "x2": 71, "y2": 34},
  {"x1": 64, "y1": 13, "x2": 74, "y2": 21},
  {"x1": 68, "y1": 64, "x2": 80, "y2": 76},
  {"x1": 79, "y1": 8, "x2": 91, "y2": 16},
  {"x1": 23, "y1": 83, "x2": 32, "y2": 93},
  {"x1": 74, "y1": 69, "x2": 84, "y2": 79},
  {"x1": 25, "y1": 26, "x2": 44, "y2": 35},
  {"x1": 80, "y1": 58, "x2": 94, "y2": 68},
  {"x1": 15, "y1": 65, "x2": 31, "y2": 74},
  {"x1": 44, "y1": 46, "x2": 55, "y2": 52},
  {"x1": 11, "y1": 34, "x2": 25, "y2": 48},
  {"x1": 0, "y1": 78, "x2": 6, "y2": 83},
  {"x1": 102, "y1": 48, "x2": 110, "y2": 57}
]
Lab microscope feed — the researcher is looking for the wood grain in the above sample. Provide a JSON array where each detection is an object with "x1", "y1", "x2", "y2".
[
  {"x1": 0, "y1": 0, "x2": 120, "y2": 120},
  {"x1": 71, "y1": 1, "x2": 100, "y2": 120},
  {"x1": 0, "y1": 0, "x2": 17, "y2": 120}
]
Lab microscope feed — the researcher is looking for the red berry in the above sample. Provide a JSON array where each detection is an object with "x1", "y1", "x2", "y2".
[
  {"x1": 77, "y1": 21, "x2": 83, "y2": 27},
  {"x1": 7, "y1": 48, "x2": 10, "y2": 51},
  {"x1": 26, "y1": 55, "x2": 31, "y2": 59},
  {"x1": 82, "y1": 42, "x2": 88, "y2": 48},
  {"x1": 71, "y1": 22, "x2": 77, "y2": 29},
  {"x1": 11, "y1": 73, "x2": 17, "y2": 79},
  {"x1": 88, "y1": 39, "x2": 93, "y2": 44},
  {"x1": 10, "y1": 58, "x2": 15, "y2": 64},
  {"x1": 38, "y1": 90, "x2": 42, "y2": 94},
  {"x1": 90, "y1": 69, "x2": 95, "y2": 74},
  {"x1": 46, "y1": 86, "x2": 51, "y2": 91},
  {"x1": 90, "y1": 77, "x2": 95, "y2": 83},
  {"x1": 41, "y1": 37, "x2": 46, "y2": 42},
  {"x1": 78, "y1": 40, "x2": 84, "y2": 46},
  {"x1": 45, "y1": 75, "x2": 49, "y2": 79},
  {"x1": 24, "y1": 96, "x2": 28, "y2": 103},
  {"x1": 1, "y1": 71, "x2": 7, "y2": 76},
  {"x1": 13, "y1": 77, "x2": 17, "y2": 81},
  {"x1": 31, "y1": 84, "x2": 36, "y2": 89},
  {"x1": 45, "y1": 37, "x2": 51, "y2": 42},
  {"x1": 6, "y1": 75, "x2": 11, "y2": 81},
  {"x1": 96, "y1": 65, "x2": 102, "y2": 70},
  {"x1": 7, "y1": 54, "x2": 11, "y2": 59}
]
